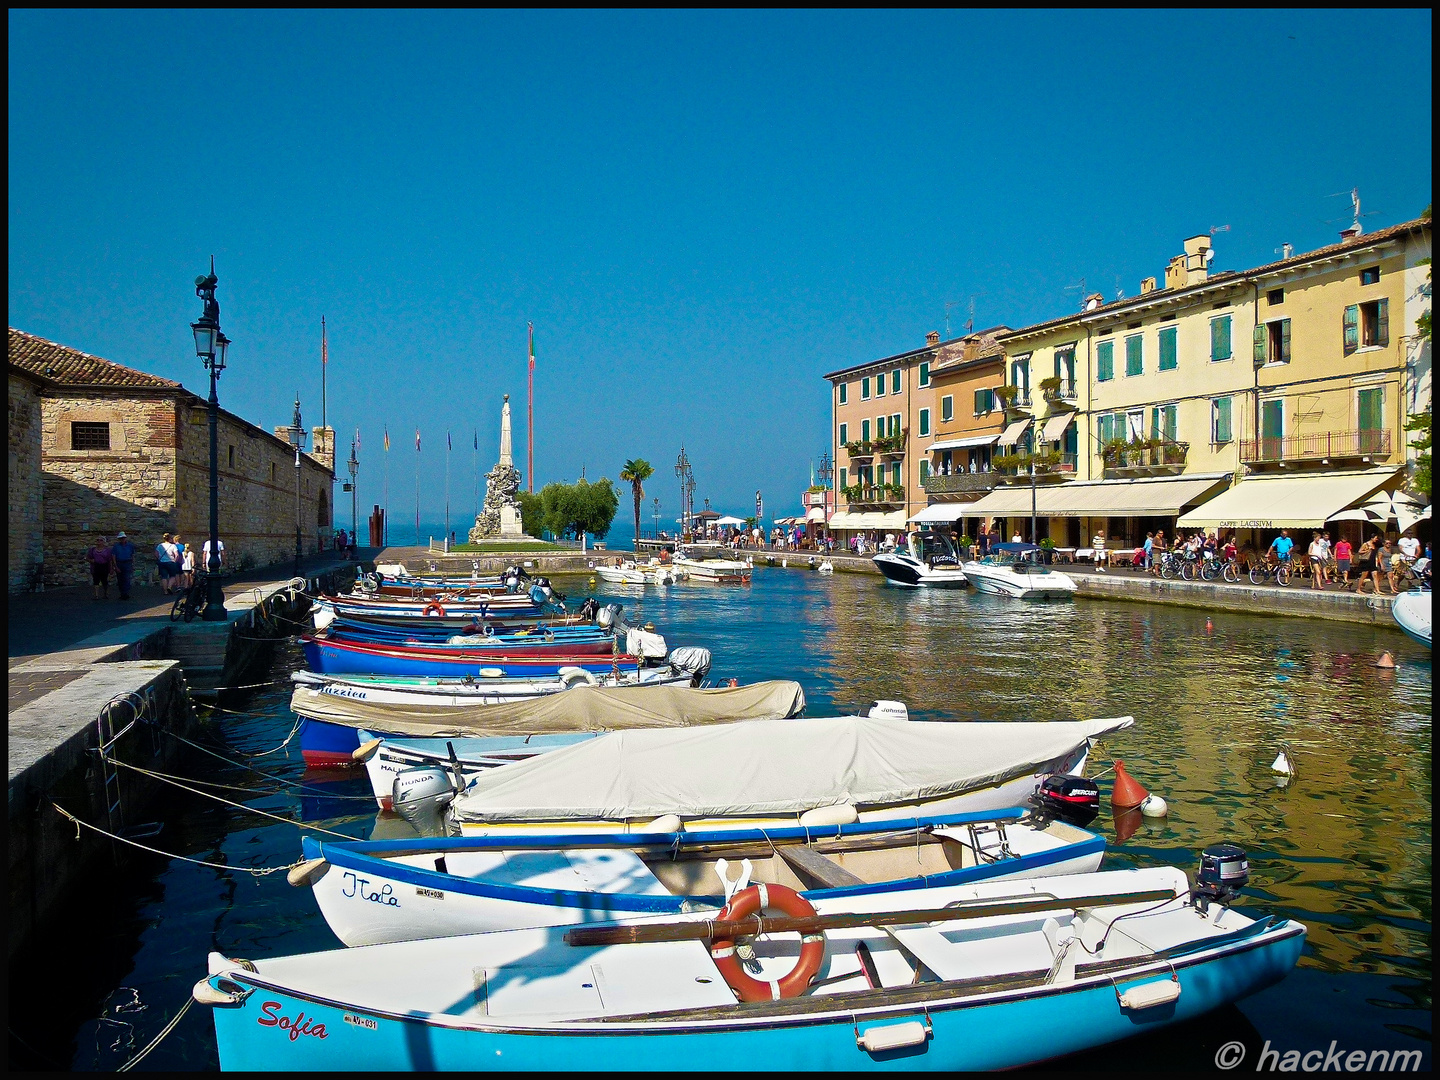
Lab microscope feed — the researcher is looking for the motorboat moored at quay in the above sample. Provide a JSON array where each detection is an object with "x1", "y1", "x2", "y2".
[
  {"x1": 1391, "y1": 587, "x2": 1431, "y2": 648},
  {"x1": 963, "y1": 542, "x2": 1078, "y2": 599},
  {"x1": 873, "y1": 529, "x2": 968, "y2": 587}
]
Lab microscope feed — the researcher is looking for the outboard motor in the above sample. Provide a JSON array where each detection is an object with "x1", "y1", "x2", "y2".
[
  {"x1": 1033, "y1": 774, "x2": 1101, "y2": 826},
  {"x1": 392, "y1": 766, "x2": 459, "y2": 838},
  {"x1": 1192, "y1": 843, "x2": 1249, "y2": 911},
  {"x1": 528, "y1": 584, "x2": 550, "y2": 606},
  {"x1": 668, "y1": 646, "x2": 713, "y2": 683},
  {"x1": 578, "y1": 597, "x2": 600, "y2": 622},
  {"x1": 595, "y1": 603, "x2": 622, "y2": 632},
  {"x1": 862, "y1": 700, "x2": 910, "y2": 722}
]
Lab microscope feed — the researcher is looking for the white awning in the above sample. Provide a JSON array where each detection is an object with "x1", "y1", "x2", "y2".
[
  {"x1": 806, "y1": 507, "x2": 827, "y2": 522},
  {"x1": 965, "y1": 474, "x2": 1232, "y2": 518},
  {"x1": 909, "y1": 504, "x2": 970, "y2": 523},
  {"x1": 714, "y1": 516, "x2": 746, "y2": 527},
  {"x1": 1176, "y1": 468, "x2": 1400, "y2": 530},
  {"x1": 927, "y1": 434, "x2": 1000, "y2": 453},
  {"x1": 998, "y1": 418, "x2": 1032, "y2": 447},
  {"x1": 1040, "y1": 413, "x2": 1075, "y2": 443},
  {"x1": 828, "y1": 510, "x2": 910, "y2": 531}
]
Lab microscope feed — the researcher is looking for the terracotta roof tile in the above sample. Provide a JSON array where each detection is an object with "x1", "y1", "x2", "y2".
[{"x1": 8, "y1": 327, "x2": 182, "y2": 389}]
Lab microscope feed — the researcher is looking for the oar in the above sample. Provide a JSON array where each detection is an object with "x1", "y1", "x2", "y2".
[{"x1": 563, "y1": 889, "x2": 1177, "y2": 947}]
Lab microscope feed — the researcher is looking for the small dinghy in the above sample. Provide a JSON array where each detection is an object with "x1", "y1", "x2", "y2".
[
  {"x1": 1391, "y1": 588, "x2": 1431, "y2": 648},
  {"x1": 198, "y1": 859, "x2": 1305, "y2": 1071},
  {"x1": 293, "y1": 809, "x2": 1107, "y2": 946}
]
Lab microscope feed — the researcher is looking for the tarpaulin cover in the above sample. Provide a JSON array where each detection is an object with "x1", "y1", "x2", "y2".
[
  {"x1": 290, "y1": 680, "x2": 806, "y2": 738},
  {"x1": 450, "y1": 714, "x2": 1134, "y2": 822}
]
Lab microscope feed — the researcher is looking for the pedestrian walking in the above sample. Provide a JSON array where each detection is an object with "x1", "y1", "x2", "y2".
[
  {"x1": 1333, "y1": 536, "x2": 1352, "y2": 590},
  {"x1": 202, "y1": 536, "x2": 226, "y2": 573},
  {"x1": 156, "y1": 532, "x2": 180, "y2": 594},
  {"x1": 1092, "y1": 530, "x2": 1107, "y2": 573},
  {"x1": 179, "y1": 537, "x2": 197, "y2": 589},
  {"x1": 1142, "y1": 532, "x2": 1154, "y2": 571},
  {"x1": 87, "y1": 536, "x2": 115, "y2": 599},
  {"x1": 1307, "y1": 533, "x2": 1325, "y2": 590},
  {"x1": 111, "y1": 531, "x2": 136, "y2": 600}
]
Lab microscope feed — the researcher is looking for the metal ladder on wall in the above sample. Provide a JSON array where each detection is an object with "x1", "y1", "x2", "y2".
[{"x1": 96, "y1": 691, "x2": 164, "y2": 842}]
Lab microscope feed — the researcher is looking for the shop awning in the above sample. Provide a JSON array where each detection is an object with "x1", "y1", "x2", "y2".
[
  {"x1": 927, "y1": 434, "x2": 1000, "y2": 453},
  {"x1": 1176, "y1": 468, "x2": 1400, "y2": 530},
  {"x1": 965, "y1": 474, "x2": 1232, "y2": 519},
  {"x1": 828, "y1": 510, "x2": 910, "y2": 531},
  {"x1": 805, "y1": 507, "x2": 827, "y2": 522},
  {"x1": 998, "y1": 418, "x2": 1032, "y2": 447},
  {"x1": 1040, "y1": 413, "x2": 1074, "y2": 443},
  {"x1": 909, "y1": 504, "x2": 970, "y2": 523}
]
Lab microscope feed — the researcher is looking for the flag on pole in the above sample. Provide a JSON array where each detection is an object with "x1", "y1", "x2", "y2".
[
  {"x1": 473, "y1": 429, "x2": 477, "y2": 450},
  {"x1": 528, "y1": 322, "x2": 535, "y2": 371},
  {"x1": 448, "y1": 430, "x2": 452, "y2": 452},
  {"x1": 415, "y1": 430, "x2": 421, "y2": 452},
  {"x1": 383, "y1": 427, "x2": 390, "y2": 452},
  {"x1": 355, "y1": 427, "x2": 360, "y2": 452}
]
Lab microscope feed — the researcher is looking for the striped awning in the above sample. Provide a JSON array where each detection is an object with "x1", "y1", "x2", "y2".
[
  {"x1": 1040, "y1": 413, "x2": 1074, "y2": 443},
  {"x1": 965, "y1": 474, "x2": 1232, "y2": 518},
  {"x1": 998, "y1": 418, "x2": 1032, "y2": 447},
  {"x1": 828, "y1": 510, "x2": 910, "y2": 531}
]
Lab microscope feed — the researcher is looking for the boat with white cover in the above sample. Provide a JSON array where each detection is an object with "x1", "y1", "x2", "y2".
[
  {"x1": 672, "y1": 552, "x2": 753, "y2": 583},
  {"x1": 289, "y1": 661, "x2": 704, "y2": 707},
  {"x1": 294, "y1": 809, "x2": 1107, "y2": 946},
  {"x1": 596, "y1": 558, "x2": 684, "y2": 585},
  {"x1": 1391, "y1": 588, "x2": 1431, "y2": 648},
  {"x1": 873, "y1": 529, "x2": 968, "y2": 587},
  {"x1": 435, "y1": 714, "x2": 1132, "y2": 837},
  {"x1": 963, "y1": 542, "x2": 1078, "y2": 599},
  {"x1": 197, "y1": 864, "x2": 1305, "y2": 1071}
]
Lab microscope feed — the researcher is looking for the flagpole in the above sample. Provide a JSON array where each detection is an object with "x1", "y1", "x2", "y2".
[
  {"x1": 474, "y1": 429, "x2": 479, "y2": 522},
  {"x1": 445, "y1": 431, "x2": 452, "y2": 547},
  {"x1": 383, "y1": 427, "x2": 390, "y2": 547},
  {"x1": 321, "y1": 316, "x2": 327, "y2": 430},
  {"x1": 527, "y1": 322, "x2": 535, "y2": 493},
  {"x1": 415, "y1": 430, "x2": 421, "y2": 546}
]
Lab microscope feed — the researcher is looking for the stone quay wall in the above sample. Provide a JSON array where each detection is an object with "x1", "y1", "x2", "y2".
[{"x1": 9, "y1": 372, "x2": 45, "y2": 592}]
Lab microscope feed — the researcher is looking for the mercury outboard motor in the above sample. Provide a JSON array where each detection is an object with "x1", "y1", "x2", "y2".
[
  {"x1": 1034, "y1": 774, "x2": 1101, "y2": 826},
  {"x1": 1192, "y1": 843, "x2": 1249, "y2": 911},
  {"x1": 392, "y1": 765, "x2": 459, "y2": 837}
]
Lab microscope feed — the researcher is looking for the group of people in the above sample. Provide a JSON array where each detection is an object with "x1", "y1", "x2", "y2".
[
  {"x1": 332, "y1": 528, "x2": 359, "y2": 560},
  {"x1": 82, "y1": 531, "x2": 225, "y2": 600}
]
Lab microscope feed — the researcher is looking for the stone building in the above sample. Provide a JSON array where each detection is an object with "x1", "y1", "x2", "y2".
[
  {"x1": 8, "y1": 328, "x2": 335, "y2": 587},
  {"x1": 8, "y1": 362, "x2": 49, "y2": 592}
]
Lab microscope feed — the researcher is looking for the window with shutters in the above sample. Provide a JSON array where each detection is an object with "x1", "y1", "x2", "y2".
[
  {"x1": 1344, "y1": 301, "x2": 1389, "y2": 353},
  {"x1": 1054, "y1": 345, "x2": 1076, "y2": 384},
  {"x1": 891, "y1": 369, "x2": 901, "y2": 394},
  {"x1": 919, "y1": 459, "x2": 930, "y2": 482},
  {"x1": 1158, "y1": 326, "x2": 1178, "y2": 371},
  {"x1": 1358, "y1": 388, "x2": 1385, "y2": 453},
  {"x1": 839, "y1": 467, "x2": 847, "y2": 490},
  {"x1": 861, "y1": 377, "x2": 870, "y2": 400},
  {"x1": 1211, "y1": 397, "x2": 1233, "y2": 444},
  {"x1": 861, "y1": 419, "x2": 870, "y2": 442},
  {"x1": 1126, "y1": 411, "x2": 1145, "y2": 442},
  {"x1": 942, "y1": 395, "x2": 954, "y2": 422},
  {"x1": 1011, "y1": 355, "x2": 1030, "y2": 392},
  {"x1": 838, "y1": 383, "x2": 847, "y2": 405},
  {"x1": 1256, "y1": 318, "x2": 1291, "y2": 364},
  {"x1": 890, "y1": 413, "x2": 901, "y2": 437},
  {"x1": 972, "y1": 388, "x2": 994, "y2": 415},
  {"x1": 918, "y1": 361, "x2": 929, "y2": 387},
  {"x1": 1150, "y1": 403, "x2": 1178, "y2": 442},
  {"x1": 918, "y1": 408, "x2": 930, "y2": 437},
  {"x1": 838, "y1": 423, "x2": 848, "y2": 446},
  {"x1": 1124, "y1": 334, "x2": 1143, "y2": 377},
  {"x1": 1359, "y1": 266, "x2": 1381, "y2": 286},
  {"x1": 71, "y1": 421, "x2": 111, "y2": 450},
  {"x1": 1096, "y1": 340, "x2": 1114, "y2": 381},
  {"x1": 875, "y1": 373, "x2": 885, "y2": 397},
  {"x1": 1210, "y1": 315, "x2": 1232, "y2": 361}
]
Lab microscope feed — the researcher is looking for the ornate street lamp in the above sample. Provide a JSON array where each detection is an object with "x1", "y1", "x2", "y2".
[
  {"x1": 286, "y1": 395, "x2": 307, "y2": 576},
  {"x1": 652, "y1": 496, "x2": 659, "y2": 540},
  {"x1": 347, "y1": 439, "x2": 359, "y2": 549},
  {"x1": 191, "y1": 262, "x2": 229, "y2": 621}
]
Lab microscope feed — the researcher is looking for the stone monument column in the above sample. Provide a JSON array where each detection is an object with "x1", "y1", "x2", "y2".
[{"x1": 469, "y1": 395, "x2": 531, "y2": 542}]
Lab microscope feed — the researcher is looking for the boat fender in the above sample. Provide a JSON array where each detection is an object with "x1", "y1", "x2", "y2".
[
  {"x1": 422, "y1": 601, "x2": 447, "y2": 617},
  {"x1": 1139, "y1": 794, "x2": 1168, "y2": 818},
  {"x1": 644, "y1": 813, "x2": 684, "y2": 834},
  {"x1": 1115, "y1": 976, "x2": 1181, "y2": 1011},
  {"x1": 193, "y1": 976, "x2": 252, "y2": 1007},
  {"x1": 479, "y1": 667, "x2": 505, "y2": 678},
  {"x1": 709, "y1": 884, "x2": 825, "y2": 1002},
  {"x1": 286, "y1": 858, "x2": 330, "y2": 887},
  {"x1": 353, "y1": 738, "x2": 384, "y2": 763},
  {"x1": 856, "y1": 1019, "x2": 932, "y2": 1052},
  {"x1": 558, "y1": 666, "x2": 599, "y2": 688},
  {"x1": 799, "y1": 803, "x2": 859, "y2": 827}
]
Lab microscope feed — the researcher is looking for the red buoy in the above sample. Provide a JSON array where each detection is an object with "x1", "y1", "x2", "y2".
[
  {"x1": 1205, "y1": 618, "x2": 1214, "y2": 634},
  {"x1": 1375, "y1": 651, "x2": 1396, "y2": 669},
  {"x1": 1110, "y1": 759, "x2": 1150, "y2": 809}
]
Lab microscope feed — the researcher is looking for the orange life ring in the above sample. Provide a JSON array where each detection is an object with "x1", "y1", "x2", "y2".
[
  {"x1": 708, "y1": 883, "x2": 825, "y2": 1002},
  {"x1": 422, "y1": 601, "x2": 446, "y2": 617}
]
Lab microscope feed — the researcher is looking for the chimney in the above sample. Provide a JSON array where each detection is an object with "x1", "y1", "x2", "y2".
[
  {"x1": 1165, "y1": 236, "x2": 1211, "y2": 288},
  {"x1": 1339, "y1": 223, "x2": 1361, "y2": 241},
  {"x1": 1083, "y1": 293, "x2": 1104, "y2": 311},
  {"x1": 1140, "y1": 276, "x2": 1157, "y2": 295},
  {"x1": 926, "y1": 330, "x2": 940, "y2": 346}
]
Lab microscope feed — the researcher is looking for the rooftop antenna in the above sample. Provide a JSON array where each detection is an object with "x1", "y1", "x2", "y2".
[
  {"x1": 1114, "y1": 275, "x2": 1125, "y2": 301},
  {"x1": 944, "y1": 300, "x2": 959, "y2": 338},
  {"x1": 1207, "y1": 225, "x2": 1229, "y2": 268},
  {"x1": 1063, "y1": 277, "x2": 1087, "y2": 312},
  {"x1": 966, "y1": 297, "x2": 975, "y2": 335},
  {"x1": 1325, "y1": 188, "x2": 1378, "y2": 234}
]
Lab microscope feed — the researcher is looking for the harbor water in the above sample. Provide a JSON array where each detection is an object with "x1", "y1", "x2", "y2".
[{"x1": 9, "y1": 566, "x2": 1431, "y2": 1070}]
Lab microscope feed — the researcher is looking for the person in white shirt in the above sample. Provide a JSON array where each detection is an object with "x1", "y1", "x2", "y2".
[
  {"x1": 202, "y1": 538, "x2": 225, "y2": 571},
  {"x1": 1092, "y1": 532, "x2": 1107, "y2": 572},
  {"x1": 1398, "y1": 533, "x2": 1420, "y2": 561},
  {"x1": 1307, "y1": 534, "x2": 1326, "y2": 590}
]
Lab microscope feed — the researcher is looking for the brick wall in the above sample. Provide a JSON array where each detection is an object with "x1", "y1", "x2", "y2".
[{"x1": 8, "y1": 373, "x2": 44, "y2": 592}]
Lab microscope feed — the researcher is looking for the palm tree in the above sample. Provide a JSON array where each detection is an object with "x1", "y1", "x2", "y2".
[{"x1": 619, "y1": 458, "x2": 655, "y2": 549}]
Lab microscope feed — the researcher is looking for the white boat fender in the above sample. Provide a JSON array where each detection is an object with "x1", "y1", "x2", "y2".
[
  {"x1": 353, "y1": 738, "x2": 384, "y2": 763},
  {"x1": 856, "y1": 1018, "x2": 932, "y2": 1053},
  {"x1": 715, "y1": 857, "x2": 753, "y2": 903},
  {"x1": 799, "y1": 803, "x2": 859, "y2": 827},
  {"x1": 644, "y1": 813, "x2": 684, "y2": 834},
  {"x1": 193, "y1": 976, "x2": 251, "y2": 1007},
  {"x1": 558, "y1": 666, "x2": 599, "y2": 688},
  {"x1": 1139, "y1": 794, "x2": 1168, "y2": 818},
  {"x1": 286, "y1": 858, "x2": 330, "y2": 887},
  {"x1": 1115, "y1": 976, "x2": 1181, "y2": 1010}
]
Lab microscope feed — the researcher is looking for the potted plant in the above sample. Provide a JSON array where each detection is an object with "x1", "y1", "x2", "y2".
[
  {"x1": 1039, "y1": 537, "x2": 1056, "y2": 564},
  {"x1": 994, "y1": 385, "x2": 1020, "y2": 407},
  {"x1": 956, "y1": 534, "x2": 974, "y2": 560},
  {"x1": 991, "y1": 452, "x2": 1023, "y2": 472},
  {"x1": 1038, "y1": 376, "x2": 1063, "y2": 400},
  {"x1": 1101, "y1": 437, "x2": 1130, "y2": 467}
]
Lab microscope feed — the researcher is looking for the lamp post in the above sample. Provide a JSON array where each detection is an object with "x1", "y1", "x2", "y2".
[
  {"x1": 652, "y1": 497, "x2": 659, "y2": 540},
  {"x1": 286, "y1": 395, "x2": 307, "y2": 576},
  {"x1": 1030, "y1": 460, "x2": 1038, "y2": 546},
  {"x1": 673, "y1": 447, "x2": 692, "y2": 540},
  {"x1": 191, "y1": 263, "x2": 230, "y2": 621},
  {"x1": 817, "y1": 453, "x2": 834, "y2": 535},
  {"x1": 347, "y1": 439, "x2": 359, "y2": 549}
]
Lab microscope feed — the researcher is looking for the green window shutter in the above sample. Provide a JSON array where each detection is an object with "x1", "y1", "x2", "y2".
[
  {"x1": 1150, "y1": 407, "x2": 1161, "y2": 439},
  {"x1": 892, "y1": 413, "x2": 901, "y2": 436},
  {"x1": 920, "y1": 459, "x2": 930, "y2": 481},
  {"x1": 1377, "y1": 299, "x2": 1389, "y2": 346},
  {"x1": 861, "y1": 377, "x2": 870, "y2": 399},
  {"x1": 1280, "y1": 319, "x2": 1291, "y2": 362},
  {"x1": 839, "y1": 423, "x2": 847, "y2": 445},
  {"x1": 1125, "y1": 335, "x2": 1142, "y2": 376},
  {"x1": 1343, "y1": 306, "x2": 1359, "y2": 355},
  {"x1": 918, "y1": 409, "x2": 930, "y2": 437},
  {"x1": 1163, "y1": 405, "x2": 1177, "y2": 442},
  {"x1": 1214, "y1": 397, "x2": 1232, "y2": 443},
  {"x1": 839, "y1": 383, "x2": 847, "y2": 404},
  {"x1": 1158, "y1": 326, "x2": 1177, "y2": 370},
  {"x1": 942, "y1": 396, "x2": 954, "y2": 422},
  {"x1": 892, "y1": 370, "x2": 901, "y2": 394},
  {"x1": 1261, "y1": 400, "x2": 1284, "y2": 440},
  {"x1": 973, "y1": 389, "x2": 984, "y2": 414},
  {"x1": 875, "y1": 374, "x2": 884, "y2": 397},
  {"x1": 839, "y1": 467, "x2": 847, "y2": 489},
  {"x1": 861, "y1": 419, "x2": 870, "y2": 442},
  {"x1": 1211, "y1": 316, "x2": 1231, "y2": 360},
  {"x1": 1097, "y1": 414, "x2": 1112, "y2": 443},
  {"x1": 1097, "y1": 341, "x2": 1114, "y2": 381},
  {"x1": 919, "y1": 361, "x2": 929, "y2": 387},
  {"x1": 1358, "y1": 388, "x2": 1383, "y2": 431},
  {"x1": 1253, "y1": 324, "x2": 1267, "y2": 365}
]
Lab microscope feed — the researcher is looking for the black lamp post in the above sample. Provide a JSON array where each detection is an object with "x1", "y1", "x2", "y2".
[
  {"x1": 286, "y1": 395, "x2": 306, "y2": 576},
  {"x1": 347, "y1": 439, "x2": 359, "y2": 549},
  {"x1": 191, "y1": 263, "x2": 230, "y2": 621},
  {"x1": 652, "y1": 497, "x2": 659, "y2": 540}
]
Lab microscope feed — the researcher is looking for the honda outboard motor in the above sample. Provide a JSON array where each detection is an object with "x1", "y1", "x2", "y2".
[
  {"x1": 1033, "y1": 774, "x2": 1101, "y2": 826},
  {"x1": 668, "y1": 646, "x2": 713, "y2": 682},
  {"x1": 1192, "y1": 843, "x2": 1249, "y2": 911},
  {"x1": 392, "y1": 766, "x2": 458, "y2": 838}
]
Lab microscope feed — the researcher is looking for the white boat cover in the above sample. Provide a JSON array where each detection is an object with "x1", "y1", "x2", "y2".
[
  {"x1": 290, "y1": 680, "x2": 806, "y2": 738},
  {"x1": 450, "y1": 715, "x2": 1134, "y2": 822}
]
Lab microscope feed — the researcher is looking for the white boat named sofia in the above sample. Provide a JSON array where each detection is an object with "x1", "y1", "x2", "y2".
[
  {"x1": 197, "y1": 860, "x2": 1304, "y2": 1071},
  {"x1": 293, "y1": 808, "x2": 1107, "y2": 946}
]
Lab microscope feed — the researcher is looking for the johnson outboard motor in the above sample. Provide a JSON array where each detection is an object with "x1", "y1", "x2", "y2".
[
  {"x1": 1192, "y1": 843, "x2": 1249, "y2": 911},
  {"x1": 1033, "y1": 774, "x2": 1101, "y2": 826},
  {"x1": 392, "y1": 765, "x2": 459, "y2": 838}
]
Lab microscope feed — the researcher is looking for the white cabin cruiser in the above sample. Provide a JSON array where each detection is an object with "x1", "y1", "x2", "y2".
[
  {"x1": 596, "y1": 558, "x2": 682, "y2": 586},
  {"x1": 873, "y1": 529, "x2": 968, "y2": 587},
  {"x1": 673, "y1": 551, "x2": 752, "y2": 583},
  {"x1": 1391, "y1": 587, "x2": 1430, "y2": 648},
  {"x1": 963, "y1": 542, "x2": 1078, "y2": 599}
]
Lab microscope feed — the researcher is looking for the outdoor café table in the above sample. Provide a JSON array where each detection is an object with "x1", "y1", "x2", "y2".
[{"x1": 1054, "y1": 547, "x2": 1077, "y2": 563}]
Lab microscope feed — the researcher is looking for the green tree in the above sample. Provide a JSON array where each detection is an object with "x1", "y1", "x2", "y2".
[
  {"x1": 515, "y1": 490, "x2": 544, "y2": 538},
  {"x1": 536, "y1": 479, "x2": 619, "y2": 542},
  {"x1": 618, "y1": 458, "x2": 655, "y2": 548}
]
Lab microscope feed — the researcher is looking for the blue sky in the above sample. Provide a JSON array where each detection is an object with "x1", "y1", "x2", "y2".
[{"x1": 9, "y1": 10, "x2": 1432, "y2": 521}]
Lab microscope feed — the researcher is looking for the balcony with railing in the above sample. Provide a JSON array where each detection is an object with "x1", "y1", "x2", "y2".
[
  {"x1": 1240, "y1": 429, "x2": 1391, "y2": 466},
  {"x1": 1101, "y1": 439, "x2": 1189, "y2": 478},
  {"x1": 1039, "y1": 377, "x2": 1078, "y2": 407},
  {"x1": 922, "y1": 470, "x2": 999, "y2": 495},
  {"x1": 989, "y1": 452, "x2": 1078, "y2": 483},
  {"x1": 995, "y1": 387, "x2": 1032, "y2": 413},
  {"x1": 842, "y1": 483, "x2": 905, "y2": 506},
  {"x1": 842, "y1": 429, "x2": 907, "y2": 461}
]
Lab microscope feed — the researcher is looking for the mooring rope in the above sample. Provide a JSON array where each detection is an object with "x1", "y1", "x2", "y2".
[
  {"x1": 51, "y1": 804, "x2": 309, "y2": 874},
  {"x1": 116, "y1": 997, "x2": 194, "y2": 1072},
  {"x1": 95, "y1": 761, "x2": 358, "y2": 838},
  {"x1": 149, "y1": 727, "x2": 374, "y2": 800}
]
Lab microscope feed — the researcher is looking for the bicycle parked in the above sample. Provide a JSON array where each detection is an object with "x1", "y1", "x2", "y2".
[
  {"x1": 1198, "y1": 550, "x2": 1241, "y2": 583},
  {"x1": 171, "y1": 569, "x2": 215, "y2": 622},
  {"x1": 1157, "y1": 550, "x2": 1201, "y2": 580},
  {"x1": 1249, "y1": 556, "x2": 1292, "y2": 587}
]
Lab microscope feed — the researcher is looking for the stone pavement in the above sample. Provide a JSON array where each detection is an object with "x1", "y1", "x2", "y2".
[{"x1": 7, "y1": 548, "x2": 377, "y2": 668}]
